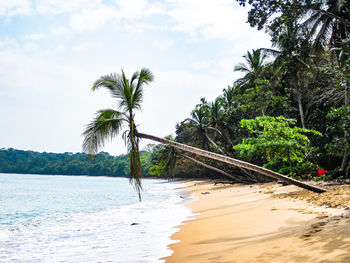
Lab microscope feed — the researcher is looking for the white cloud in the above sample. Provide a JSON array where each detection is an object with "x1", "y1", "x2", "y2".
[
  {"x1": 0, "y1": 37, "x2": 19, "y2": 50},
  {"x1": 24, "y1": 33, "x2": 45, "y2": 40},
  {"x1": 23, "y1": 41, "x2": 38, "y2": 50},
  {"x1": 34, "y1": 0, "x2": 100, "y2": 14},
  {"x1": 152, "y1": 39, "x2": 174, "y2": 49},
  {"x1": 167, "y1": 0, "x2": 269, "y2": 43},
  {"x1": 70, "y1": 5, "x2": 119, "y2": 32},
  {"x1": 0, "y1": 0, "x2": 31, "y2": 16},
  {"x1": 54, "y1": 44, "x2": 66, "y2": 53},
  {"x1": 68, "y1": 0, "x2": 166, "y2": 33},
  {"x1": 123, "y1": 23, "x2": 156, "y2": 33},
  {"x1": 117, "y1": 0, "x2": 147, "y2": 19},
  {"x1": 73, "y1": 42, "x2": 103, "y2": 52},
  {"x1": 191, "y1": 60, "x2": 211, "y2": 70},
  {"x1": 52, "y1": 26, "x2": 69, "y2": 36},
  {"x1": 117, "y1": 0, "x2": 165, "y2": 20}
]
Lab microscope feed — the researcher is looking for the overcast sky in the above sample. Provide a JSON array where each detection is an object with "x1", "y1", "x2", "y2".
[{"x1": 0, "y1": 0, "x2": 271, "y2": 155}]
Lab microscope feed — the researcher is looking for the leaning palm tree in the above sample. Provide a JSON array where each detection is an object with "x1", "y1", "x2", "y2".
[
  {"x1": 82, "y1": 68, "x2": 154, "y2": 201},
  {"x1": 83, "y1": 68, "x2": 326, "y2": 199},
  {"x1": 136, "y1": 133, "x2": 327, "y2": 193},
  {"x1": 153, "y1": 136, "x2": 247, "y2": 183}
]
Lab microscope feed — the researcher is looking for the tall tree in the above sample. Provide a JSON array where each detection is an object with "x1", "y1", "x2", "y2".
[
  {"x1": 182, "y1": 105, "x2": 223, "y2": 152},
  {"x1": 263, "y1": 23, "x2": 314, "y2": 128}
]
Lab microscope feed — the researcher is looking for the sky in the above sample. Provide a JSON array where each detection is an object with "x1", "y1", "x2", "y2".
[{"x1": 0, "y1": 0, "x2": 271, "y2": 156}]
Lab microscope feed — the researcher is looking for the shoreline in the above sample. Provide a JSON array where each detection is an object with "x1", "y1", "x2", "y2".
[{"x1": 164, "y1": 180, "x2": 350, "y2": 263}]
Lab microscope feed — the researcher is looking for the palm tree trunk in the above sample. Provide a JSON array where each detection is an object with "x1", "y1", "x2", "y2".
[
  {"x1": 136, "y1": 132, "x2": 326, "y2": 193},
  {"x1": 340, "y1": 86, "x2": 349, "y2": 175},
  {"x1": 290, "y1": 77, "x2": 306, "y2": 129},
  {"x1": 295, "y1": 81, "x2": 306, "y2": 129},
  {"x1": 205, "y1": 131, "x2": 256, "y2": 180},
  {"x1": 178, "y1": 153, "x2": 247, "y2": 184},
  {"x1": 205, "y1": 133, "x2": 224, "y2": 154}
]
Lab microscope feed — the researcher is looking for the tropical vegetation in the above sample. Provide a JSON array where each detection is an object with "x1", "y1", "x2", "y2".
[{"x1": 149, "y1": 0, "x2": 350, "y2": 181}]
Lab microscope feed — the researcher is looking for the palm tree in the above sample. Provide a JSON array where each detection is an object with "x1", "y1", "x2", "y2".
[
  {"x1": 83, "y1": 68, "x2": 326, "y2": 197},
  {"x1": 220, "y1": 86, "x2": 243, "y2": 146},
  {"x1": 182, "y1": 106, "x2": 214, "y2": 151},
  {"x1": 222, "y1": 86, "x2": 237, "y2": 111},
  {"x1": 82, "y1": 68, "x2": 154, "y2": 201},
  {"x1": 301, "y1": 0, "x2": 350, "y2": 50},
  {"x1": 234, "y1": 49, "x2": 271, "y2": 89},
  {"x1": 234, "y1": 49, "x2": 274, "y2": 116},
  {"x1": 208, "y1": 98, "x2": 224, "y2": 129},
  {"x1": 151, "y1": 136, "x2": 178, "y2": 181}
]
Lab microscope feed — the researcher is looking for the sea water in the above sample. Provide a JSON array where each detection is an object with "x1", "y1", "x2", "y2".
[{"x1": 0, "y1": 173, "x2": 193, "y2": 263}]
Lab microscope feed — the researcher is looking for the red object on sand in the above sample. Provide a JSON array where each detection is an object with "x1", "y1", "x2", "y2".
[{"x1": 316, "y1": 169, "x2": 327, "y2": 177}]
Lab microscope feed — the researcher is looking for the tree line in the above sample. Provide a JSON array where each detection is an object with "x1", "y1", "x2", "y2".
[{"x1": 0, "y1": 148, "x2": 154, "y2": 178}]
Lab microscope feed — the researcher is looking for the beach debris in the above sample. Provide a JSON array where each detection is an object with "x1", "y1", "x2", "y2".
[
  {"x1": 201, "y1": 192, "x2": 210, "y2": 195},
  {"x1": 131, "y1": 223, "x2": 139, "y2": 226}
]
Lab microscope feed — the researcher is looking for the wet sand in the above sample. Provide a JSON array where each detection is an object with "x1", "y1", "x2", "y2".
[{"x1": 164, "y1": 181, "x2": 350, "y2": 263}]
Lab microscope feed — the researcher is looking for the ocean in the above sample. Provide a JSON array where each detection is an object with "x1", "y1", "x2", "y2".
[{"x1": 0, "y1": 173, "x2": 193, "y2": 263}]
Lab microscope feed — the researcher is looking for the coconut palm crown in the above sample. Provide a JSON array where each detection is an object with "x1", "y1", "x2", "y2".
[{"x1": 82, "y1": 68, "x2": 154, "y2": 201}]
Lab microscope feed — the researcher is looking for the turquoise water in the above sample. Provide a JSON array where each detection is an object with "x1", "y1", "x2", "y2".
[{"x1": 0, "y1": 173, "x2": 193, "y2": 262}]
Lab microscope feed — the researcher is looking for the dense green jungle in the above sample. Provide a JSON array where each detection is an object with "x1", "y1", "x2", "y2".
[{"x1": 149, "y1": 0, "x2": 350, "y2": 182}]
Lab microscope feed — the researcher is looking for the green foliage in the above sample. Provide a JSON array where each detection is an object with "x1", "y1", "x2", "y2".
[
  {"x1": 149, "y1": 136, "x2": 177, "y2": 179},
  {"x1": 233, "y1": 80, "x2": 273, "y2": 116},
  {"x1": 0, "y1": 148, "x2": 156, "y2": 178},
  {"x1": 234, "y1": 116, "x2": 321, "y2": 177},
  {"x1": 158, "y1": 1, "x2": 350, "y2": 180},
  {"x1": 326, "y1": 106, "x2": 350, "y2": 157}
]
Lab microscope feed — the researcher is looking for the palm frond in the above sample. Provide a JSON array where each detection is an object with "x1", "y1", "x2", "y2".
[
  {"x1": 130, "y1": 71, "x2": 140, "y2": 87},
  {"x1": 259, "y1": 48, "x2": 280, "y2": 57},
  {"x1": 234, "y1": 63, "x2": 249, "y2": 72},
  {"x1": 314, "y1": 18, "x2": 333, "y2": 49},
  {"x1": 82, "y1": 109, "x2": 124, "y2": 155},
  {"x1": 92, "y1": 73, "x2": 124, "y2": 100},
  {"x1": 132, "y1": 68, "x2": 154, "y2": 110},
  {"x1": 137, "y1": 68, "x2": 154, "y2": 88}
]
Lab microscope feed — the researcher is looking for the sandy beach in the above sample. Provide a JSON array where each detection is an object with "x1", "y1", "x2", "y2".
[{"x1": 164, "y1": 180, "x2": 350, "y2": 263}]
